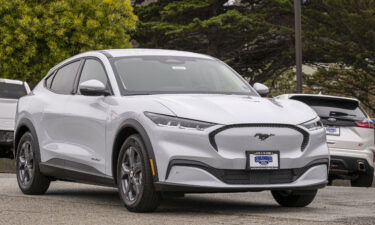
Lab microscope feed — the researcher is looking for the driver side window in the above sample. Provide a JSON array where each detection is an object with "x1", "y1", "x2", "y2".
[{"x1": 78, "y1": 59, "x2": 110, "y2": 94}]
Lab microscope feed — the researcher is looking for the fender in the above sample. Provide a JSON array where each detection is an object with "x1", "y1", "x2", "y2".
[
  {"x1": 14, "y1": 118, "x2": 42, "y2": 163},
  {"x1": 114, "y1": 119, "x2": 159, "y2": 182}
]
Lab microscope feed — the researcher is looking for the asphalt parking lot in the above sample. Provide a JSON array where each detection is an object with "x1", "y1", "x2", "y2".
[{"x1": 0, "y1": 174, "x2": 375, "y2": 225}]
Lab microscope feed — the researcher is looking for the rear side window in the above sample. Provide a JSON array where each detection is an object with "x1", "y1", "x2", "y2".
[
  {"x1": 0, "y1": 83, "x2": 27, "y2": 99},
  {"x1": 50, "y1": 61, "x2": 81, "y2": 94},
  {"x1": 291, "y1": 96, "x2": 366, "y2": 121}
]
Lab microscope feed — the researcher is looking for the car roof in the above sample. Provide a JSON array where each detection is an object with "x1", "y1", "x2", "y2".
[
  {"x1": 279, "y1": 93, "x2": 359, "y2": 102},
  {"x1": 49, "y1": 48, "x2": 217, "y2": 74},
  {"x1": 0, "y1": 78, "x2": 25, "y2": 85},
  {"x1": 100, "y1": 48, "x2": 215, "y2": 59}
]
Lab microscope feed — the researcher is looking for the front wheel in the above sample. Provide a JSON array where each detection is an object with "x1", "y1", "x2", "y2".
[
  {"x1": 271, "y1": 189, "x2": 317, "y2": 207},
  {"x1": 117, "y1": 134, "x2": 160, "y2": 212}
]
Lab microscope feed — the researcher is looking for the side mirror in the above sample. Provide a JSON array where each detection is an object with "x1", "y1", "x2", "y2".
[
  {"x1": 253, "y1": 83, "x2": 269, "y2": 97},
  {"x1": 79, "y1": 80, "x2": 110, "y2": 96}
]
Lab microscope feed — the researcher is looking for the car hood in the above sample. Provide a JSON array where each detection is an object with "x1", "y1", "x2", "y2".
[
  {"x1": 150, "y1": 94, "x2": 317, "y2": 125},
  {"x1": 0, "y1": 98, "x2": 17, "y2": 130}
]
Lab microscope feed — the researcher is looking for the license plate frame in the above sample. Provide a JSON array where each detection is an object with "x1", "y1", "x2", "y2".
[
  {"x1": 246, "y1": 151, "x2": 280, "y2": 170},
  {"x1": 325, "y1": 126, "x2": 340, "y2": 136}
]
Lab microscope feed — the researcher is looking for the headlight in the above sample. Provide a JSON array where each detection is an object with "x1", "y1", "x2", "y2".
[
  {"x1": 144, "y1": 112, "x2": 215, "y2": 131},
  {"x1": 300, "y1": 117, "x2": 324, "y2": 131}
]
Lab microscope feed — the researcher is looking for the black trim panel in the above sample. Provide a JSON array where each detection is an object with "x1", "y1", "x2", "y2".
[
  {"x1": 154, "y1": 181, "x2": 328, "y2": 193},
  {"x1": 114, "y1": 119, "x2": 159, "y2": 182},
  {"x1": 166, "y1": 158, "x2": 329, "y2": 185},
  {"x1": 40, "y1": 160, "x2": 115, "y2": 187},
  {"x1": 209, "y1": 124, "x2": 310, "y2": 152},
  {"x1": 14, "y1": 118, "x2": 41, "y2": 162}
]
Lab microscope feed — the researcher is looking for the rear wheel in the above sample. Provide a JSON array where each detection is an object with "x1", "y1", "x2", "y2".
[
  {"x1": 16, "y1": 132, "x2": 50, "y2": 195},
  {"x1": 271, "y1": 189, "x2": 317, "y2": 207},
  {"x1": 351, "y1": 173, "x2": 373, "y2": 187},
  {"x1": 117, "y1": 134, "x2": 160, "y2": 212}
]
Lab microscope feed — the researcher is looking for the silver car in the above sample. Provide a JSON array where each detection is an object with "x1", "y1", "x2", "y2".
[{"x1": 15, "y1": 49, "x2": 329, "y2": 212}]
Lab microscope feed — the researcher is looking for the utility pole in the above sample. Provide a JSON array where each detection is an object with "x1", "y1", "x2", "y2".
[{"x1": 294, "y1": 0, "x2": 303, "y2": 93}]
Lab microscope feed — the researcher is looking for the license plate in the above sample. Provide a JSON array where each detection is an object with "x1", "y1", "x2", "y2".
[
  {"x1": 325, "y1": 126, "x2": 340, "y2": 136},
  {"x1": 248, "y1": 151, "x2": 279, "y2": 170}
]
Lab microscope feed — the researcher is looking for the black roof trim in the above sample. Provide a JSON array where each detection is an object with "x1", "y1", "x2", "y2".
[{"x1": 99, "y1": 50, "x2": 113, "y2": 58}]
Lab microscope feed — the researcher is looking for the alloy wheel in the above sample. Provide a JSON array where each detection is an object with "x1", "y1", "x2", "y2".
[
  {"x1": 120, "y1": 145, "x2": 144, "y2": 204},
  {"x1": 18, "y1": 141, "x2": 34, "y2": 186}
]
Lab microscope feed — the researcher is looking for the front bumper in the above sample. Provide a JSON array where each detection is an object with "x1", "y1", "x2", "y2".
[
  {"x1": 155, "y1": 164, "x2": 328, "y2": 192},
  {"x1": 142, "y1": 117, "x2": 330, "y2": 190}
]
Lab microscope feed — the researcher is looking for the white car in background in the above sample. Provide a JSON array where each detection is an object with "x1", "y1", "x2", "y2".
[
  {"x1": 278, "y1": 94, "x2": 375, "y2": 187},
  {"x1": 0, "y1": 79, "x2": 30, "y2": 158}
]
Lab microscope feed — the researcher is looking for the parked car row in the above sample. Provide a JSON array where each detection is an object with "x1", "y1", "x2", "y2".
[{"x1": 0, "y1": 49, "x2": 374, "y2": 213}]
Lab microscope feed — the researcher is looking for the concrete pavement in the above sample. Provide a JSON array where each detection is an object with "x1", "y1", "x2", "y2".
[{"x1": 0, "y1": 174, "x2": 375, "y2": 225}]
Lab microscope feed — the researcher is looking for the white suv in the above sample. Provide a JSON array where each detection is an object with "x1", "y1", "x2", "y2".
[
  {"x1": 0, "y1": 79, "x2": 30, "y2": 158},
  {"x1": 278, "y1": 94, "x2": 375, "y2": 187},
  {"x1": 15, "y1": 49, "x2": 329, "y2": 212}
]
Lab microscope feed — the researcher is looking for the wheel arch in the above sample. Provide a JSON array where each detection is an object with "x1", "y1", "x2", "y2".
[
  {"x1": 14, "y1": 118, "x2": 41, "y2": 162},
  {"x1": 112, "y1": 119, "x2": 159, "y2": 184}
]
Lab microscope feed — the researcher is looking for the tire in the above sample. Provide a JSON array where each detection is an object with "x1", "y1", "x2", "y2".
[
  {"x1": 16, "y1": 132, "x2": 50, "y2": 195},
  {"x1": 117, "y1": 134, "x2": 160, "y2": 212},
  {"x1": 351, "y1": 173, "x2": 373, "y2": 187},
  {"x1": 271, "y1": 189, "x2": 318, "y2": 207}
]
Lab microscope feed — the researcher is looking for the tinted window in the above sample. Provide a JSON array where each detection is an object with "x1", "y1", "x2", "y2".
[
  {"x1": 78, "y1": 59, "x2": 109, "y2": 93},
  {"x1": 291, "y1": 96, "x2": 366, "y2": 121},
  {"x1": 0, "y1": 83, "x2": 27, "y2": 99},
  {"x1": 51, "y1": 61, "x2": 80, "y2": 94},
  {"x1": 113, "y1": 56, "x2": 256, "y2": 95}
]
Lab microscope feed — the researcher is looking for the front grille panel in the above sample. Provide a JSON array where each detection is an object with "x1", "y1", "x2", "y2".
[{"x1": 209, "y1": 124, "x2": 309, "y2": 152}]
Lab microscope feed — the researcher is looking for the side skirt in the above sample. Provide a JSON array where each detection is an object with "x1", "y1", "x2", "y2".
[{"x1": 39, "y1": 160, "x2": 115, "y2": 187}]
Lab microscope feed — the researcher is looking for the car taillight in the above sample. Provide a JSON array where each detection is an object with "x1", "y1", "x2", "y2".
[{"x1": 355, "y1": 121, "x2": 374, "y2": 129}]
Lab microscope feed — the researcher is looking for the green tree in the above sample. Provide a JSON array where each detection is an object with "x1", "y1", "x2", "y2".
[
  {"x1": 135, "y1": 0, "x2": 375, "y2": 115},
  {"x1": 0, "y1": 0, "x2": 137, "y2": 86},
  {"x1": 302, "y1": 0, "x2": 375, "y2": 116},
  {"x1": 134, "y1": 0, "x2": 296, "y2": 83}
]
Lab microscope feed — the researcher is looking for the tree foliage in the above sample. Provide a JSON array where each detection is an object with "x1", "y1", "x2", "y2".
[
  {"x1": 0, "y1": 0, "x2": 137, "y2": 86},
  {"x1": 135, "y1": 0, "x2": 296, "y2": 83},
  {"x1": 302, "y1": 0, "x2": 375, "y2": 116},
  {"x1": 135, "y1": 0, "x2": 375, "y2": 115}
]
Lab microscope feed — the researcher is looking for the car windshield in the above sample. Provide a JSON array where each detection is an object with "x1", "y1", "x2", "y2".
[
  {"x1": 112, "y1": 56, "x2": 257, "y2": 95},
  {"x1": 291, "y1": 96, "x2": 366, "y2": 121},
  {"x1": 0, "y1": 83, "x2": 27, "y2": 99}
]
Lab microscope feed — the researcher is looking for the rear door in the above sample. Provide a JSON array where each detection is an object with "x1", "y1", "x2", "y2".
[
  {"x1": 290, "y1": 96, "x2": 374, "y2": 151},
  {"x1": 40, "y1": 60, "x2": 82, "y2": 163}
]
